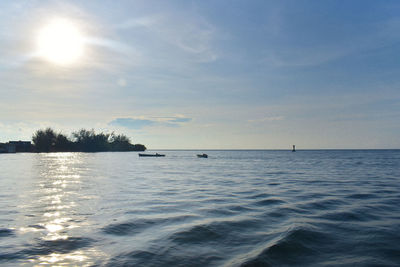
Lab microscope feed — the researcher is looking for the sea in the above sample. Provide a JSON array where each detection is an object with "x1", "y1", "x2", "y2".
[{"x1": 0, "y1": 150, "x2": 399, "y2": 266}]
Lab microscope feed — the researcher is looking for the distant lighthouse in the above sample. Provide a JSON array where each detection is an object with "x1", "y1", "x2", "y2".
[{"x1": 292, "y1": 145, "x2": 296, "y2": 152}]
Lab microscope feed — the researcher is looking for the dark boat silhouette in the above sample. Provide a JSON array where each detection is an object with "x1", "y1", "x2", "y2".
[
  {"x1": 197, "y1": 153, "x2": 208, "y2": 158},
  {"x1": 139, "y1": 153, "x2": 165, "y2": 157}
]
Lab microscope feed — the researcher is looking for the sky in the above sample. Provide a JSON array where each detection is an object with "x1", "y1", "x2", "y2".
[{"x1": 0, "y1": 0, "x2": 400, "y2": 149}]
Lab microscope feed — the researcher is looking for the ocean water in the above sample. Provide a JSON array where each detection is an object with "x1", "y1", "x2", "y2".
[{"x1": 0, "y1": 150, "x2": 399, "y2": 266}]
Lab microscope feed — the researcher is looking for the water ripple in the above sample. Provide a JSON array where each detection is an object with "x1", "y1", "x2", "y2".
[{"x1": 0, "y1": 150, "x2": 399, "y2": 266}]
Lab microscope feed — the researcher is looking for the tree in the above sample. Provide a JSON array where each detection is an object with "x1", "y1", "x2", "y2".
[
  {"x1": 54, "y1": 133, "x2": 73, "y2": 151},
  {"x1": 32, "y1": 128, "x2": 57, "y2": 152},
  {"x1": 132, "y1": 144, "x2": 146, "y2": 151},
  {"x1": 32, "y1": 128, "x2": 146, "y2": 152},
  {"x1": 110, "y1": 133, "x2": 132, "y2": 151},
  {"x1": 72, "y1": 129, "x2": 110, "y2": 152}
]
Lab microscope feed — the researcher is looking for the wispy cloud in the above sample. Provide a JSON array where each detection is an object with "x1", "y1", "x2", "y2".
[
  {"x1": 109, "y1": 115, "x2": 192, "y2": 129},
  {"x1": 116, "y1": 15, "x2": 161, "y2": 29},
  {"x1": 116, "y1": 13, "x2": 218, "y2": 62},
  {"x1": 85, "y1": 37, "x2": 136, "y2": 55},
  {"x1": 108, "y1": 118, "x2": 155, "y2": 129},
  {"x1": 248, "y1": 116, "x2": 285, "y2": 123},
  {"x1": 168, "y1": 117, "x2": 192, "y2": 123}
]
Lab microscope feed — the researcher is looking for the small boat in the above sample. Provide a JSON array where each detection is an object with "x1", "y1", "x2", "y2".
[
  {"x1": 292, "y1": 145, "x2": 296, "y2": 152},
  {"x1": 139, "y1": 153, "x2": 165, "y2": 157},
  {"x1": 197, "y1": 153, "x2": 208, "y2": 158}
]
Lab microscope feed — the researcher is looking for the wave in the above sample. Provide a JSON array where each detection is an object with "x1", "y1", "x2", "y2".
[
  {"x1": 200, "y1": 204, "x2": 256, "y2": 217},
  {"x1": 0, "y1": 237, "x2": 94, "y2": 262},
  {"x1": 170, "y1": 218, "x2": 263, "y2": 246},
  {"x1": 297, "y1": 198, "x2": 347, "y2": 210},
  {"x1": 240, "y1": 226, "x2": 334, "y2": 266},
  {"x1": 254, "y1": 198, "x2": 286, "y2": 206},
  {"x1": 0, "y1": 228, "x2": 14, "y2": 238},
  {"x1": 321, "y1": 210, "x2": 379, "y2": 222},
  {"x1": 171, "y1": 224, "x2": 223, "y2": 244},
  {"x1": 248, "y1": 193, "x2": 271, "y2": 199},
  {"x1": 346, "y1": 193, "x2": 377, "y2": 199},
  {"x1": 102, "y1": 215, "x2": 197, "y2": 236},
  {"x1": 106, "y1": 248, "x2": 224, "y2": 267},
  {"x1": 102, "y1": 219, "x2": 159, "y2": 236}
]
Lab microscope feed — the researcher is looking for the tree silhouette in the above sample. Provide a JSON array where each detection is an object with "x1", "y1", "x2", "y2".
[
  {"x1": 54, "y1": 133, "x2": 73, "y2": 151},
  {"x1": 110, "y1": 133, "x2": 132, "y2": 151},
  {"x1": 32, "y1": 128, "x2": 57, "y2": 152},
  {"x1": 72, "y1": 129, "x2": 110, "y2": 152},
  {"x1": 31, "y1": 128, "x2": 146, "y2": 152}
]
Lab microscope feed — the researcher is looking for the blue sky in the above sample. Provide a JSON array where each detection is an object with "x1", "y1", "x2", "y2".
[{"x1": 0, "y1": 0, "x2": 399, "y2": 149}]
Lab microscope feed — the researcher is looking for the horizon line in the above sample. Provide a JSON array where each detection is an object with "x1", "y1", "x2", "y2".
[{"x1": 147, "y1": 148, "x2": 400, "y2": 151}]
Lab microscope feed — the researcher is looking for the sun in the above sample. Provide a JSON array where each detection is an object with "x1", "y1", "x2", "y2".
[{"x1": 37, "y1": 19, "x2": 84, "y2": 65}]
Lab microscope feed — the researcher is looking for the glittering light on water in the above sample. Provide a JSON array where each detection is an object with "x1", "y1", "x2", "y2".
[{"x1": 23, "y1": 152, "x2": 101, "y2": 265}]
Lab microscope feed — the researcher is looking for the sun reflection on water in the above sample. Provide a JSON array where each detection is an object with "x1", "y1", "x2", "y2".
[
  {"x1": 37, "y1": 251, "x2": 89, "y2": 265},
  {"x1": 18, "y1": 153, "x2": 102, "y2": 265}
]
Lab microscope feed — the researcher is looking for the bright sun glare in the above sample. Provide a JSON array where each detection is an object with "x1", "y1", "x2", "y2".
[{"x1": 37, "y1": 19, "x2": 84, "y2": 65}]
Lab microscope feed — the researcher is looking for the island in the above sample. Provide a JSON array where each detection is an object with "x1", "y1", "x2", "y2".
[{"x1": 0, "y1": 128, "x2": 146, "y2": 153}]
